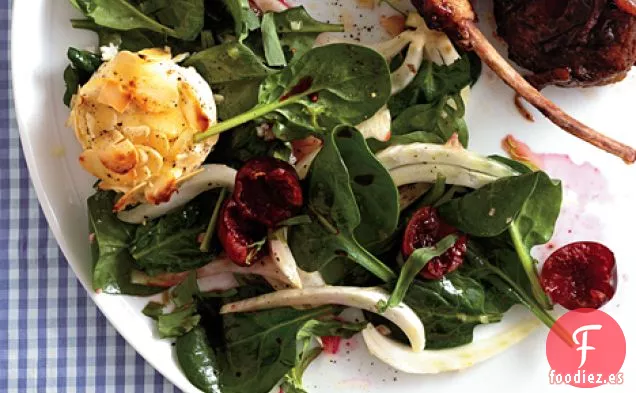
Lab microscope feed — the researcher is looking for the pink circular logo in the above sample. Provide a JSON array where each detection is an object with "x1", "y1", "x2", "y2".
[{"x1": 546, "y1": 309, "x2": 626, "y2": 388}]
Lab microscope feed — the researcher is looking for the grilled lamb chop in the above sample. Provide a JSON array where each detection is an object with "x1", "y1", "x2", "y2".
[
  {"x1": 494, "y1": 0, "x2": 636, "y2": 88},
  {"x1": 411, "y1": 0, "x2": 636, "y2": 163}
]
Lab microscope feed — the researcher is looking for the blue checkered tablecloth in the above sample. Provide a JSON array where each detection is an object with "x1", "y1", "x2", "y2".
[{"x1": 0, "y1": 1, "x2": 180, "y2": 391}]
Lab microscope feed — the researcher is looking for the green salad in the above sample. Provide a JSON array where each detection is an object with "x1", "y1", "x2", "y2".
[{"x1": 62, "y1": 1, "x2": 617, "y2": 393}]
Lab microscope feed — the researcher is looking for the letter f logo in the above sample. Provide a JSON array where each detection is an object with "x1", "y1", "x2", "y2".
[{"x1": 572, "y1": 324, "x2": 602, "y2": 368}]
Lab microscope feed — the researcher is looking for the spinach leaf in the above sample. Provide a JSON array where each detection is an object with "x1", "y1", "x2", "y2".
[
  {"x1": 508, "y1": 172, "x2": 562, "y2": 307},
  {"x1": 71, "y1": 0, "x2": 204, "y2": 40},
  {"x1": 273, "y1": 7, "x2": 344, "y2": 61},
  {"x1": 195, "y1": 44, "x2": 391, "y2": 141},
  {"x1": 142, "y1": 301, "x2": 164, "y2": 319},
  {"x1": 488, "y1": 155, "x2": 533, "y2": 174},
  {"x1": 438, "y1": 172, "x2": 540, "y2": 237},
  {"x1": 63, "y1": 47, "x2": 103, "y2": 106},
  {"x1": 388, "y1": 54, "x2": 473, "y2": 117},
  {"x1": 130, "y1": 194, "x2": 221, "y2": 275},
  {"x1": 289, "y1": 127, "x2": 396, "y2": 282},
  {"x1": 391, "y1": 94, "x2": 469, "y2": 147},
  {"x1": 176, "y1": 327, "x2": 222, "y2": 393},
  {"x1": 63, "y1": 66, "x2": 80, "y2": 107},
  {"x1": 157, "y1": 304, "x2": 201, "y2": 338},
  {"x1": 217, "y1": 306, "x2": 333, "y2": 393},
  {"x1": 464, "y1": 242, "x2": 558, "y2": 329},
  {"x1": 401, "y1": 272, "x2": 507, "y2": 349},
  {"x1": 382, "y1": 234, "x2": 458, "y2": 310},
  {"x1": 89, "y1": 191, "x2": 163, "y2": 296},
  {"x1": 261, "y1": 12, "x2": 287, "y2": 67},
  {"x1": 184, "y1": 42, "x2": 274, "y2": 119},
  {"x1": 221, "y1": 0, "x2": 259, "y2": 41},
  {"x1": 334, "y1": 126, "x2": 399, "y2": 249},
  {"x1": 280, "y1": 319, "x2": 366, "y2": 393},
  {"x1": 438, "y1": 171, "x2": 561, "y2": 308},
  {"x1": 71, "y1": 19, "x2": 166, "y2": 52}
]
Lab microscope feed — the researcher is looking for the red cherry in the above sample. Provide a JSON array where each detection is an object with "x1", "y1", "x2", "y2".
[
  {"x1": 233, "y1": 157, "x2": 303, "y2": 228},
  {"x1": 217, "y1": 199, "x2": 267, "y2": 266},
  {"x1": 541, "y1": 241, "x2": 617, "y2": 310},
  {"x1": 402, "y1": 206, "x2": 468, "y2": 280}
]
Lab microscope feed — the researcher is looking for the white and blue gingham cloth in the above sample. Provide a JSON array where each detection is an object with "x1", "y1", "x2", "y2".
[{"x1": 1, "y1": 2, "x2": 179, "y2": 391}]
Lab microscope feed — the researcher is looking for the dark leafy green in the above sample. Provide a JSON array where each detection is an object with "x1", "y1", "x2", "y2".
[
  {"x1": 388, "y1": 54, "x2": 473, "y2": 117},
  {"x1": 130, "y1": 195, "x2": 220, "y2": 275},
  {"x1": 176, "y1": 327, "x2": 222, "y2": 393},
  {"x1": 142, "y1": 301, "x2": 164, "y2": 319},
  {"x1": 89, "y1": 191, "x2": 163, "y2": 296},
  {"x1": 221, "y1": 0, "x2": 259, "y2": 41},
  {"x1": 289, "y1": 127, "x2": 396, "y2": 282},
  {"x1": 196, "y1": 44, "x2": 392, "y2": 141},
  {"x1": 280, "y1": 319, "x2": 366, "y2": 393},
  {"x1": 401, "y1": 272, "x2": 507, "y2": 349},
  {"x1": 184, "y1": 42, "x2": 275, "y2": 119},
  {"x1": 261, "y1": 12, "x2": 287, "y2": 67},
  {"x1": 334, "y1": 126, "x2": 399, "y2": 248},
  {"x1": 438, "y1": 172, "x2": 541, "y2": 237},
  {"x1": 391, "y1": 94, "x2": 469, "y2": 147},
  {"x1": 273, "y1": 7, "x2": 344, "y2": 61},
  {"x1": 63, "y1": 47, "x2": 103, "y2": 106},
  {"x1": 382, "y1": 234, "x2": 458, "y2": 310},
  {"x1": 70, "y1": 0, "x2": 204, "y2": 40},
  {"x1": 438, "y1": 171, "x2": 561, "y2": 308},
  {"x1": 71, "y1": 19, "x2": 166, "y2": 52},
  {"x1": 157, "y1": 304, "x2": 201, "y2": 338}
]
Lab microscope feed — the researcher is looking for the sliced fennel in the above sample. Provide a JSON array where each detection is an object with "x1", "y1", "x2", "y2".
[
  {"x1": 118, "y1": 164, "x2": 237, "y2": 224},
  {"x1": 377, "y1": 142, "x2": 518, "y2": 177},
  {"x1": 221, "y1": 286, "x2": 426, "y2": 352},
  {"x1": 362, "y1": 318, "x2": 541, "y2": 374},
  {"x1": 389, "y1": 163, "x2": 499, "y2": 188},
  {"x1": 267, "y1": 227, "x2": 303, "y2": 289},
  {"x1": 356, "y1": 106, "x2": 392, "y2": 141}
]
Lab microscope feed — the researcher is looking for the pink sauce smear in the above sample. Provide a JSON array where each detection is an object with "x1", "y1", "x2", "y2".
[{"x1": 502, "y1": 135, "x2": 610, "y2": 261}]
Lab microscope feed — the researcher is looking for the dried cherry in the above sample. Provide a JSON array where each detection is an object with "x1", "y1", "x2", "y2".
[
  {"x1": 540, "y1": 241, "x2": 617, "y2": 310},
  {"x1": 217, "y1": 199, "x2": 268, "y2": 266},
  {"x1": 402, "y1": 206, "x2": 468, "y2": 280},
  {"x1": 233, "y1": 157, "x2": 303, "y2": 227}
]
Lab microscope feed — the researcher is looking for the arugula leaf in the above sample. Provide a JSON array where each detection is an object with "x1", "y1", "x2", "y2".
[
  {"x1": 171, "y1": 271, "x2": 200, "y2": 307},
  {"x1": 63, "y1": 66, "x2": 80, "y2": 107},
  {"x1": 130, "y1": 196, "x2": 220, "y2": 275},
  {"x1": 195, "y1": 44, "x2": 391, "y2": 141},
  {"x1": 289, "y1": 127, "x2": 397, "y2": 282},
  {"x1": 382, "y1": 234, "x2": 458, "y2": 310},
  {"x1": 70, "y1": 0, "x2": 204, "y2": 40},
  {"x1": 488, "y1": 155, "x2": 533, "y2": 175},
  {"x1": 88, "y1": 191, "x2": 163, "y2": 296},
  {"x1": 184, "y1": 42, "x2": 274, "y2": 119},
  {"x1": 176, "y1": 327, "x2": 221, "y2": 393},
  {"x1": 261, "y1": 12, "x2": 287, "y2": 67}
]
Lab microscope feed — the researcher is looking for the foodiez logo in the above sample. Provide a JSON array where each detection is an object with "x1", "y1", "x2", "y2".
[{"x1": 546, "y1": 309, "x2": 626, "y2": 388}]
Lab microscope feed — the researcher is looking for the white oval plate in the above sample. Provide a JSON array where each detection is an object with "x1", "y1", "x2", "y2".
[{"x1": 11, "y1": 1, "x2": 636, "y2": 392}]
